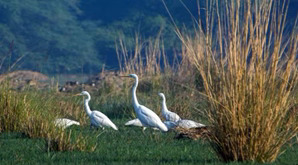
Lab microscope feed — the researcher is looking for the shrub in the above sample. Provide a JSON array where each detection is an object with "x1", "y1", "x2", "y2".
[{"x1": 178, "y1": 0, "x2": 297, "y2": 163}]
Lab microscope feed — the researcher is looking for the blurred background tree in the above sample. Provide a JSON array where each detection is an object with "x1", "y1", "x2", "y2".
[{"x1": 0, "y1": 0, "x2": 296, "y2": 74}]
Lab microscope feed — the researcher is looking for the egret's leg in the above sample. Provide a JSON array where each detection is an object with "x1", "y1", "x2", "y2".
[
  {"x1": 142, "y1": 127, "x2": 147, "y2": 135},
  {"x1": 152, "y1": 128, "x2": 158, "y2": 135}
]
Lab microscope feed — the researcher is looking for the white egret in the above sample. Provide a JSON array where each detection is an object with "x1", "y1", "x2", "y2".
[
  {"x1": 125, "y1": 118, "x2": 176, "y2": 130},
  {"x1": 177, "y1": 119, "x2": 206, "y2": 129},
  {"x1": 54, "y1": 118, "x2": 80, "y2": 129},
  {"x1": 76, "y1": 91, "x2": 118, "y2": 130},
  {"x1": 124, "y1": 118, "x2": 205, "y2": 129},
  {"x1": 121, "y1": 74, "x2": 168, "y2": 132},
  {"x1": 158, "y1": 93, "x2": 181, "y2": 122}
]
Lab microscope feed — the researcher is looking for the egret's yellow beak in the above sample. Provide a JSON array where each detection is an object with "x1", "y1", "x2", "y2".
[
  {"x1": 119, "y1": 76, "x2": 130, "y2": 78},
  {"x1": 73, "y1": 93, "x2": 81, "y2": 96}
]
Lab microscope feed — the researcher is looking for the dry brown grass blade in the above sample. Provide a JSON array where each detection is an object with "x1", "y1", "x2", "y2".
[{"x1": 179, "y1": 0, "x2": 297, "y2": 163}]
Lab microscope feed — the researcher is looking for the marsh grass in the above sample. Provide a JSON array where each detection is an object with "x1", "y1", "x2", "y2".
[
  {"x1": 176, "y1": 0, "x2": 298, "y2": 163},
  {"x1": 0, "y1": 84, "x2": 28, "y2": 132},
  {"x1": 0, "y1": 84, "x2": 96, "y2": 151},
  {"x1": 45, "y1": 129, "x2": 97, "y2": 152}
]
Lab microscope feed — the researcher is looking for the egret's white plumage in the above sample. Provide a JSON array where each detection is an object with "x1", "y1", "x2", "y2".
[
  {"x1": 125, "y1": 118, "x2": 159, "y2": 131},
  {"x1": 124, "y1": 118, "x2": 205, "y2": 130},
  {"x1": 125, "y1": 118, "x2": 176, "y2": 130},
  {"x1": 123, "y1": 74, "x2": 168, "y2": 132},
  {"x1": 158, "y1": 93, "x2": 181, "y2": 122},
  {"x1": 77, "y1": 91, "x2": 118, "y2": 130},
  {"x1": 54, "y1": 118, "x2": 80, "y2": 129},
  {"x1": 177, "y1": 119, "x2": 206, "y2": 129},
  {"x1": 125, "y1": 118, "x2": 143, "y2": 127}
]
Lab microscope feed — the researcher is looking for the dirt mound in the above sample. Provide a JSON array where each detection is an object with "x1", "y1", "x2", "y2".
[
  {"x1": 0, "y1": 70, "x2": 49, "y2": 90},
  {"x1": 58, "y1": 71, "x2": 123, "y2": 93}
]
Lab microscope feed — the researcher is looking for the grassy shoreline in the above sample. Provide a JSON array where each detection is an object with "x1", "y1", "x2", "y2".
[{"x1": 1, "y1": 127, "x2": 297, "y2": 165}]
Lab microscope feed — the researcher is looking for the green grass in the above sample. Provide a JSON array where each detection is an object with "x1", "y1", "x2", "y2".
[
  {"x1": 0, "y1": 70, "x2": 296, "y2": 164},
  {"x1": 1, "y1": 75, "x2": 296, "y2": 164},
  {"x1": 1, "y1": 121, "x2": 297, "y2": 165}
]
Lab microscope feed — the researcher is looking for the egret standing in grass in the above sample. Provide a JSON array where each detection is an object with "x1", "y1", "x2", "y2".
[
  {"x1": 121, "y1": 74, "x2": 168, "y2": 132},
  {"x1": 75, "y1": 91, "x2": 118, "y2": 130},
  {"x1": 158, "y1": 93, "x2": 181, "y2": 122}
]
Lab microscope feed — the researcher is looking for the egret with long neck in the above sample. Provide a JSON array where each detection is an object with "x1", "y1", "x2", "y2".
[
  {"x1": 83, "y1": 91, "x2": 92, "y2": 116},
  {"x1": 76, "y1": 91, "x2": 118, "y2": 130},
  {"x1": 121, "y1": 74, "x2": 168, "y2": 132},
  {"x1": 158, "y1": 92, "x2": 181, "y2": 122},
  {"x1": 131, "y1": 74, "x2": 140, "y2": 110}
]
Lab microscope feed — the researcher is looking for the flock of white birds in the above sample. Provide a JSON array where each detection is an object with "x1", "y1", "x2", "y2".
[{"x1": 55, "y1": 74, "x2": 206, "y2": 132}]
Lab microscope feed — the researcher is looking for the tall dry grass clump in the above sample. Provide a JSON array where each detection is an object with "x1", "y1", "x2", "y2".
[{"x1": 176, "y1": 0, "x2": 297, "y2": 163}]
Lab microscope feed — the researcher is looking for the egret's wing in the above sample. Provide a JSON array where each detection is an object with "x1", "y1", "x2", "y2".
[
  {"x1": 92, "y1": 111, "x2": 118, "y2": 130},
  {"x1": 54, "y1": 118, "x2": 67, "y2": 127},
  {"x1": 91, "y1": 111, "x2": 105, "y2": 125},
  {"x1": 125, "y1": 118, "x2": 143, "y2": 126},
  {"x1": 138, "y1": 105, "x2": 161, "y2": 126},
  {"x1": 54, "y1": 118, "x2": 80, "y2": 129},
  {"x1": 165, "y1": 111, "x2": 181, "y2": 122},
  {"x1": 138, "y1": 105, "x2": 168, "y2": 132},
  {"x1": 178, "y1": 119, "x2": 206, "y2": 128}
]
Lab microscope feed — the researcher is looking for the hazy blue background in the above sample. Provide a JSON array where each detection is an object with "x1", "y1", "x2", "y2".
[{"x1": 0, "y1": 0, "x2": 297, "y2": 74}]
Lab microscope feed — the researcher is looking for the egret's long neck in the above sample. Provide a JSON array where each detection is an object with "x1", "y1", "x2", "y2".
[
  {"x1": 132, "y1": 77, "x2": 140, "y2": 109},
  {"x1": 161, "y1": 96, "x2": 168, "y2": 113},
  {"x1": 84, "y1": 94, "x2": 92, "y2": 116}
]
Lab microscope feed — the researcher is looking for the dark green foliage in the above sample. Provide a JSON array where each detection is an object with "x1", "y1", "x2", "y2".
[
  {"x1": 0, "y1": 0, "x2": 100, "y2": 74},
  {"x1": 0, "y1": 1, "x2": 297, "y2": 74},
  {"x1": 0, "y1": 0, "x2": 199, "y2": 74}
]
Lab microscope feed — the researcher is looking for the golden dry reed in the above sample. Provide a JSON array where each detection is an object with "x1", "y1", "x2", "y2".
[
  {"x1": 115, "y1": 30, "x2": 194, "y2": 77},
  {"x1": 176, "y1": 0, "x2": 297, "y2": 163},
  {"x1": 116, "y1": 31, "x2": 170, "y2": 76}
]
